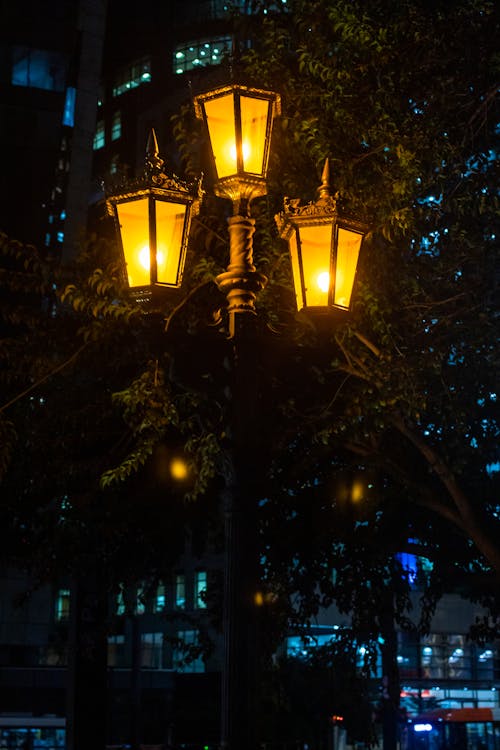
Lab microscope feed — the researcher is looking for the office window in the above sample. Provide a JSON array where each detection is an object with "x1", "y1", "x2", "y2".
[
  {"x1": 154, "y1": 583, "x2": 166, "y2": 613},
  {"x1": 109, "y1": 155, "x2": 119, "y2": 175},
  {"x1": 11, "y1": 46, "x2": 67, "y2": 91},
  {"x1": 135, "y1": 584, "x2": 145, "y2": 615},
  {"x1": 116, "y1": 587, "x2": 126, "y2": 615},
  {"x1": 194, "y1": 570, "x2": 207, "y2": 609},
  {"x1": 173, "y1": 629, "x2": 205, "y2": 673},
  {"x1": 141, "y1": 632, "x2": 163, "y2": 668},
  {"x1": 111, "y1": 111, "x2": 121, "y2": 141},
  {"x1": 421, "y1": 634, "x2": 473, "y2": 680},
  {"x1": 107, "y1": 635, "x2": 125, "y2": 667},
  {"x1": 174, "y1": 36, "x2": 231, "y2": 75},
  {"x1": 112, "y1": 56, "x2": 151, "y2": 97},
  {"x1": 62, "y1": 87, "x2": 76, "y2": 127},
  {"x1": 55, "y1": 588, "x2": 70, "y2": 621},
  {"x1": 93, "y1": 120, "x2": 105, "y2": 150},
  {"x1": 175, "y1": 574, "x2": 186, "y2": 609}
]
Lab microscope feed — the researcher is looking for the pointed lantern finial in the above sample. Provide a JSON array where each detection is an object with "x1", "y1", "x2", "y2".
[
  {"x1": 145, "y1": 128, "x2": 165, "y2": 181},
  {"x1": 316, "y1": 158, "x2": 339, "y2": 210}
]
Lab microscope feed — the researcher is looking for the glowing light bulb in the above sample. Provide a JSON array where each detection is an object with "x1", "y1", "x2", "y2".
[
  {"x1": 230, "y1": 141, "x2": 251, "y2": 164},
  {"x1": 317, "y1": 271, "x2": 330, "y2": 293},
  {"x1": 139, "y1": 246, "x2": 150, "y2": 271},
  {"x1": 138, "y1": 246, "x2": 165, "y2": 271}
]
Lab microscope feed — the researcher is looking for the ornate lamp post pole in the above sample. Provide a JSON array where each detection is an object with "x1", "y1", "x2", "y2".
[{"x1": 193, "y1": 84, "x2": 281, "y2": 750}]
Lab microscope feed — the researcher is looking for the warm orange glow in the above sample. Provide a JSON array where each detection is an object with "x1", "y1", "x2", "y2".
[
  {"x1": 155, "y1": 201, "x2": 187, "y2": 286},
  {"x1": 240, "y1": 94, "x2": 269, "y2": 174},
  {"x1": 200, "y1": 89, "x2": 271, "y2": 179},
  {"x1": 333, "y1": 228, "x2": 362, "y2": 309},
  {"x1": 351, "y1": 480, "x2": 365, "y2": 503},
  {"x1": 116, "y1": 197, "x2": 150, "y2": 287},
  {"x1": 317, "y1": 271, "x2": 330, "y2": 293},
  {"x1": 115, "y1": 197, "x2": 187, "y2": 288},
  {"x1": 170, "y1": 458, "x2": 189, "y2": 481},
  {"x1": 203, "y1": 93, "x2": 238, "y2": 178},
  {"x1": 287, "y1": 221, "x2": 364, "y2": 310},
  {"x1": 254, "y1": 591, "x2": 265, "y2": 607},
  {"x1": 230, "y1": 141, "x2": 251, "y2": 163},
  {"x1": 295, "y1": 224, "x2": 332, "y2": 308},
  {"x1": 138, "y1": 246, "x2": 165, "y2": 271}
]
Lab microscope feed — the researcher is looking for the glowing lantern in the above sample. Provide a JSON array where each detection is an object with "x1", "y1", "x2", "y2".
[
  {"x1": 107, "y1": 129, "x2": 201, "y2": 292},
  {"x1": 275, "y1": 159, "x2": 369, "y2": 313},
  {"x1": 193, "y1": 84, "x2": 281, "y2": 208}
]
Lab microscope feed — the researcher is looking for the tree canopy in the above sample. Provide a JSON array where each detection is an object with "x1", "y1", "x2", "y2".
[{"x1": 230, "y1": 0, "x2": 500, "y2": 581}]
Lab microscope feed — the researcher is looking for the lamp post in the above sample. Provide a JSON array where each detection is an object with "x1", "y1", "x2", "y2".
[{"x1": 108, "y1": 84, "x2": 367, "y2": 750}]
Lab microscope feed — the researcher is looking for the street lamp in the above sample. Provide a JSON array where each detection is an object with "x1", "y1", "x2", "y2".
[
  {"x1": 107, "y1": 129, "x2": 201, "y2": 295},
  {"x1": 275, "y1": 158, "x2": 368, "y2": 313},
  {"x1": 108, "y1": 84, "x2": 368, "y2": 750}
]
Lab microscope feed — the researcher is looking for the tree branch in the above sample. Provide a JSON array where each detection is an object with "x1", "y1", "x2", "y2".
[
  {"x1": 0, "y1": 342, "x2": 89, "y2": 414},
  {"x1": 389, "y1": 411, "x2": 500, "y2": 576}
]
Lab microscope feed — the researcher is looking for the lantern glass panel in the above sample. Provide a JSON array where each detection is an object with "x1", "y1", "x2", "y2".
[
  {"x1": 203, "y1": 93, "x2": 237, "y2": 179},
  {"x1": 116, "y1": 197, "x2": 150, "y2": 288},
  {"x1": 334, "y1": 227, "x2": 363, "y2": 309},
  {"x1": 240, "y1": 94, "x2": 269, "y2": 175},
  {"x1": 155, "y1": 200, "x2": 188, "y2": 286},
  {"x1": 298, "y1": 223, "x2": 333, "y2": 308}
]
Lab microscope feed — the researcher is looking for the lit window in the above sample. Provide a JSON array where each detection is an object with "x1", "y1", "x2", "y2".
[
  {"x1": 109, "y1": 155, "x2": 119, "y2": 175},
  {"x1": 173, "y1": 629, "x2": 205, "y2": 673},
  {"x1": 107, "y1": 635, "x2": 125, "y2": 666},
  {"x1": 194, "y1": 570, "x2": 207, "y2": 609},
  {"x1": 136, "y1": 584, "x2": 145, "y2": 615},
  {"x1": 93, "y1": 120, "x2": 105, "y2": 150},
  {"x1": 141, "y1": 632, "x2": 163, "y2": 668},
  {"x1": 111, "y1": 110, "x2": 121, "y2": 141},
  {"x1": 62, "y1": 87, "x2": 76, "y2": 127},
  {"x1": 56, "y1": 231, "x2": 64, "y2": 243},
  {"x1": 116, "y1": 587, "x2": 125, "y2": 615},
  {"x1": 55, "y1": 588, "x2": 70, "y2": 621},
  {"x1": 112, "y1": 56, "x2": 151, "y2": 97},
  {"x1": 173, "y1": 36, "x2": 231, "y2": 75},
  {"x1": 11, "y1": 46, "x2": 67, "y2": 91},
  {"x1": 175, "y1": 574, "x2": 185, "y2": 609},
  {"x1": 154, "y1": 583, "x2": 166, "y2": 613}
]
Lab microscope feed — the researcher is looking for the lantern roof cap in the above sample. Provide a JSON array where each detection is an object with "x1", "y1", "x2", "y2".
[
  {"x1": 106, "y1": 128, "x2": 203, "y2": 211},
  {"x1": 193, "y1": 83, "x2": 281, "y2": 120},
  {"x1": 275, "y1": 158, "x2": 369, "y2": 237}
]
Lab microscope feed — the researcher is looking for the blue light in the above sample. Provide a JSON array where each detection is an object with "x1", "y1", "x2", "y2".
[
  {"x1": 414, "y1": 724, "x2": 432, "y2": 733},
  {"x1": 62, "y1": 86, "x2": 76, "y2": 127}
]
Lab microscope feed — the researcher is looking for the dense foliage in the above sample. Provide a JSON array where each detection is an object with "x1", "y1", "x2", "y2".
[{"x1": 230, "y1": 0, "x2": 500, "y2": 584}]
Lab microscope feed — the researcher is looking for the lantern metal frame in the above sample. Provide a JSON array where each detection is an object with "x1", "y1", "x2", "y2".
[
  {"x1": 106, "y1": 130, "x2": 202, "y2": 297},
  {"x1": 275, "y1": 159, "x2": 369, "y2": 314}
]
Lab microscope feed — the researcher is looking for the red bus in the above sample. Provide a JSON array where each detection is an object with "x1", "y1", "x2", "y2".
[{"x1": 406, "y1": 708, "x2": 500, "y2": 750}]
